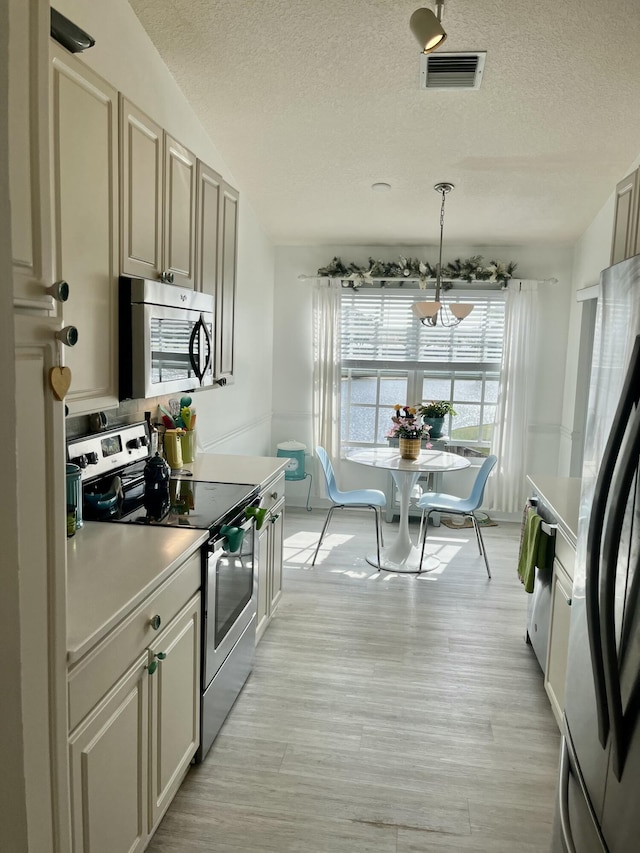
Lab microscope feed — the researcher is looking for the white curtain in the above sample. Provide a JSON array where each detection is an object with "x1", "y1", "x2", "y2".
[
  {"x1": 312, "y1": 280, "x2": 342, "y2": 458},
  {"x1": 488, "y1": 280, "x2": 539, "y2": 513}
]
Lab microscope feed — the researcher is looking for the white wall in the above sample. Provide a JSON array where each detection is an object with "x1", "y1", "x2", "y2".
[
  {"x1": 559, "y1": 152, "x2": 640, "y2": 476},
  {"x1": 56, "y1": 0, "x2": 276, "y2": 455},
  {"x1": 273, "y1": 243, "x2": 573, "y2": 506}
]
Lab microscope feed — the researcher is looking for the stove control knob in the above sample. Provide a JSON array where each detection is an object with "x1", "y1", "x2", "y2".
[
  {"x1": 127, "y1": 437, "x2": 142, "y2": 450},
  {"x1": 86, "y1": 452, "x2": 99, "y2": 465},
  {"x1": 70, "y1": 454, "x2": 87, "y2": 469},
  {"x1": 140, "y1": 436, "x2": 149, "y2": 446}
]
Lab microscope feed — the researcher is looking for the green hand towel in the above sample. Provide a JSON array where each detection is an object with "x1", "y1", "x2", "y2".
[{"x1": 517, "y1": 508, "x2": 545, "y2": 593}]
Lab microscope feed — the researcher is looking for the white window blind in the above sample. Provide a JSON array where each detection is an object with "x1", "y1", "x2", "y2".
[{"x1": 340, "y1": 289, "x2": 505, "y2": 369}]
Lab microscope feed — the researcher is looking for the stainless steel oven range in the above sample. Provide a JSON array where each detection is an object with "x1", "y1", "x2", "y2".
[{"x1": 67, "y1": 422, "x2": 260, "y2": 762}]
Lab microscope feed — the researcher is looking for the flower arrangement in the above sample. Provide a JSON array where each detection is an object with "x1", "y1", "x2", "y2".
[
  {"x1": 419, "y1": 400, "x2": 457, "y2": 418},
  {"x1": 387, "y1": 405, "x2": 432, "y2": 442}
]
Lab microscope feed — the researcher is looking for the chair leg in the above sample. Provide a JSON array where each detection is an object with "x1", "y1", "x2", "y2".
[
  {"x1": 418, "y1": 509, "x2": 426, "y2": 545},
  {"x1": 469, "y1": 513, "x2": 483, "y2": 556},
  {"x1": 312, "y1": 505, "x2": 337, "y2": 566},
  {"x1": 369, "y1": 505, "x2": 382, "y2": 570},
  {"x1": 471, "y1": 514, "x2": 491, "y2": 579},
  {"x1": 418, "y1": 510, "x2": 432, "y2": 573}
]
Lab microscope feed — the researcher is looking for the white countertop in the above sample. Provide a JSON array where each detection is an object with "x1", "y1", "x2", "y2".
[
  {"x1": 67, "y1": 521, "x2": 207, "y2": 665},
  {"x1": 526, "y1": 475, "x2": 582, "y2": 546},
  {"x1": 176, "y1": 453, "x2": 288, "y2": 489}
]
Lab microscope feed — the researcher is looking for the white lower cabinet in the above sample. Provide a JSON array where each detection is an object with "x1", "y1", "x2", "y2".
[
  {"x1": 68, "y1": 557, "x2": 201, "y2": 853},
  {"x1": 256, "y1": 473, "x2": 286, "y2": 643},
  {"x1": 149, "y1": 595, "x2": 201, "y2": 831},
  {"x1": 545, "y1": 539, "x2": 574, "y2": 727},
  {"x1": 69, "y1": 655, "x2": 149, "y2": 853}
]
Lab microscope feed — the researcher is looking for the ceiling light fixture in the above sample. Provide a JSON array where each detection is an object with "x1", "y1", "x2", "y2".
[
  {"x1": 412, "y1": 183, "x2": 474, "y2": 328},
  {"x1": 410, "y1": 1, "x2": 447, "y2": 55}
]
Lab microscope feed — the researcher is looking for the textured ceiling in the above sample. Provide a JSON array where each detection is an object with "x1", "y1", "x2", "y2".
[{"x1": 128, "y1": 0, "x2": 640, "y2": 247}]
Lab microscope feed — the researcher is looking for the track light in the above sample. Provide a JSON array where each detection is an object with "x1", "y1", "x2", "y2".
[{"x1": 410, "y1": 2, "x2": 447, "y2": 55}]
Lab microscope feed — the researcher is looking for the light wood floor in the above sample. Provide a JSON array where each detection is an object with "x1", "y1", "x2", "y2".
[{"x1": 147, "y1": 508, "x2": 560, "y2": 853}]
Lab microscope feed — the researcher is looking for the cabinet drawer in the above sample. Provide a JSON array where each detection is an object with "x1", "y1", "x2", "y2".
[
  {"x1": 261, "y1": 472, "x2": 286, "y2": 512},
  {"x1": 554, "y1": 530, "x2": 575, "y2": 580},
  {"x1": 68, "y1": 552, "x2": 201, "y2": 731}
]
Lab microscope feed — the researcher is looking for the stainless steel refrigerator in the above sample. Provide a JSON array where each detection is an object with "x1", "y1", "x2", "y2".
[{"x1": 552, "y1": 254, "x2": 640, "y2": 852}]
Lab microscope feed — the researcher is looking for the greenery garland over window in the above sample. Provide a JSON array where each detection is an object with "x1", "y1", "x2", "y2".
[{"x1": 317, "y1": 255, "x2": 517, "y2": 289}]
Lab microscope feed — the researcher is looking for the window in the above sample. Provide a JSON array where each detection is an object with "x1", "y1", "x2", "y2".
[{"x1": 340, "y1": 288, "x2": 505, "y2": 450}]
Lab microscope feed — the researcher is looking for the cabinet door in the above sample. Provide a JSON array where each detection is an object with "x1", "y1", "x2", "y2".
[
  {"x1": 9, "y1": 0, "x2": 53, "y2": 307},
  {"x1": 14, "y1": 314, "x2": 70, "y2": 853},
  {"x1": 269, "y1": 498, "x2": 285, "y2": 614},
  {"x1": 50, "y1": 44, "x2": 119, "y2": 414},
  {"x1": 163, "y1": 134, "x2": 197, "y2": 288},
  {"x1": 545, "y1": 558, "x2": 573, "y2": 727},
  {"x1": 216, "y1": 183, "x2": 238, "y2": 383},
  {"x1": 148, "y1": 593, "x2": 201, "y2": 831},
  {"x1": 69, "y1": 655, "x2": 149, "y2": 853},
  {"x1": 195, "y1": 160, "x2": 222, "y2": 299},
  {"x1": 120, "y1": 97, "x2": 163, "y2": 280},
  {"x1": 611, "y1": 170, "x2": 639, "y2": 265},
  {"x1": 256, "y1": 524, "x2": 271, "y2": 643}
]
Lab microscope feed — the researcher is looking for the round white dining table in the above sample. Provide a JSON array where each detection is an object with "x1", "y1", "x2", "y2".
[{"x1": 345, "y1": 447, "x2": 470, "y2": 572}]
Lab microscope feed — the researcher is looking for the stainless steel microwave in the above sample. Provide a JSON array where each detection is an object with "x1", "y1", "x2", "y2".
[{"x1": 119, "y1": 277, "x2": 215, "y2": 400}]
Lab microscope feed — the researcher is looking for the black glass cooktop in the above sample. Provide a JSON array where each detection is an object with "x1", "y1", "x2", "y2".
[{"x1": 117, "y1": 479, "x2": 258, "y2": 530}]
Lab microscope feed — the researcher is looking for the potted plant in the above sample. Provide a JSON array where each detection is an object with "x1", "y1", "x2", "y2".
[
  {"x1": 418, "y1": 400, "x2": 457, "y2": 439},
  {"x1": 387, "y1": 405, "x2": 432, "y2": 460}
]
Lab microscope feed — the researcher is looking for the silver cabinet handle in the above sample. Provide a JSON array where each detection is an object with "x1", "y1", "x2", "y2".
[
  {"x1": 160, "y1": 270, "x2": 174, "y2": 283},
  {"x1": 55, "y1": 326, "x2": 79, "y2": 347},
  {"x1": 46, "y1": 280, "x2": 70, "y2": 302},
  {"x1": 149, "y1": 615, "x2": 161, "y2": 630}
]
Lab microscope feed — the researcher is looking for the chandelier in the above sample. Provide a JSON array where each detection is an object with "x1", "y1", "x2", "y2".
[{"x1": 412, "y1": 183, "x2": 474, "y2": 328}]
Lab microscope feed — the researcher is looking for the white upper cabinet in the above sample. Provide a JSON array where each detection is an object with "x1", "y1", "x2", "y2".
[
  {"x1": 50, "y1": 43, "x2": 119, "y2": 415},
  {"x1": 195, "y1": 162, "x2": 238, "y2": 384},
  {"x1": 611, "y1": 169, "x2": 640, "y2": 265},
  {"x1": 120, "y1": 97, "x2": 163, "y2": 281},
  {"x1": 217, "y1": 182, "x2": 239, "y2": 383},
  {"x1": 120, "y1": 99, "x2": 197, "y2": 289},
  {"x1": 9, "y1": 0, "x2": 53, "y2": 307},
  {"x1": 163, "y1": 134, "x2": 197, "y2": 288}
]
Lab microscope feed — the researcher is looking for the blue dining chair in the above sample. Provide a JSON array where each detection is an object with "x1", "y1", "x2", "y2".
[
  {"x1": 416, "y1": 454, "x2": 497, "y2": 577},
  {"x1": 312, "y1": 446, "x2": 387, "y2": 568}
]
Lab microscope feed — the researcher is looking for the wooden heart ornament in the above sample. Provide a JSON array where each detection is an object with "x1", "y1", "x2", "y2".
[{"x1": 49, "y1": 366, "x2": 72, "y2": 401}]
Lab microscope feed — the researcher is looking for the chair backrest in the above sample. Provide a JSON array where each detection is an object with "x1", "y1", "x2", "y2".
[
  {"x1": 316, "y1": 446, "x2": 340, "y2": 503},
  {"x1": 468, "y1": 454, "x2": 497, "y2": 510}
]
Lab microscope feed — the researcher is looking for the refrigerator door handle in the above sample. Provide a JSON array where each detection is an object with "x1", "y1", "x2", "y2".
[
  {"x1": 586, "y1": 334, "x2": 640, "y2": 747},
  {"x1": 558, "y1": 737, "x2": 578, "y2": 853},
  {"x1": 600, "y1": 397, "x2": 640, "y2": 781}
]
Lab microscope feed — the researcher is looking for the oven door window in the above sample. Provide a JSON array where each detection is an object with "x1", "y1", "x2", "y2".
[
  {"x1": 214, "y1": 530, "x2": 254, "y2": 647},
  {"x1": 148, "y1": 307, "x2": 213, "y2": 388}
]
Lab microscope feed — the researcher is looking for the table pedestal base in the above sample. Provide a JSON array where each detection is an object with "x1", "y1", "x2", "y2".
[{"x1": 367, "y1": 545, "x2": 439, "y2": 574}]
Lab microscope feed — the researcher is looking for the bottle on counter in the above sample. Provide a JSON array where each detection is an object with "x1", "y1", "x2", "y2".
[{"x1": 144, "y1": 411, "x2": 159, "y2": 456}]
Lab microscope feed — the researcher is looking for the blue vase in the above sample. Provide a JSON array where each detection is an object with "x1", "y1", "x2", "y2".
[{"x1": 424, "y1": 416, "x2": 445, "y2": 439}]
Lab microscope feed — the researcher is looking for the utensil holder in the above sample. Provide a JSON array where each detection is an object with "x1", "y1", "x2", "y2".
[
  {"x1": 181, "y1": 429, "x2": 196, "y2": 464},
  {"x1": 164, "y1": 429, "x2": 184, "y2": 469}
]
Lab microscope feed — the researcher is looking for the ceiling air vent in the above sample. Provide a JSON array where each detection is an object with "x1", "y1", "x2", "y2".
[{"x1": 419, "y1": 52, "x2": 486, "y2": 90}]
